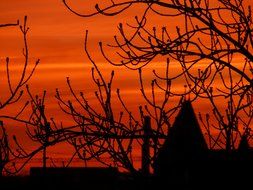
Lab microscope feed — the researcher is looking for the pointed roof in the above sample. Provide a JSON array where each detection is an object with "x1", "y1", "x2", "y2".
[
  {"x1": 154, "y1": 100, "x2": 208, "y2": 171},
  {"x1": 168, "y1": 100, "x2": 208, "y2": 153}
]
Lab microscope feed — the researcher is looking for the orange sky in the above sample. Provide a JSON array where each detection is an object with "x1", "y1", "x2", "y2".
[
  {"x1": 0, "y1": 0, "x2": 252, "y2": 174},
  {"x1": 0, "y1": 0, "x2": 174, "y2": 172},
  {"x1": 0, "y1": 0, "x2": 189, "y2": 123}
]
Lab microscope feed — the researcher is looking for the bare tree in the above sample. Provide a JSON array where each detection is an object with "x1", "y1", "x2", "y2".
[
  {"x1": 0, "y1": 0, "x2": 249, "y2": 175},
  {"x1": 63, "y1": 0, "x2": 252, "y2": 79},
  {"x1": 0, "y1": 122, "x2": 9, "y2": 176},
  {"x1": 54, "y1": 31, "x2": 187, "y2": 174},
  {"x1": 198, "y1": 64, "x2": 253, "y2": 151},
  {"x1": 62, "y1": 0, "x2": 253, "y2": 150},
  {"x1": 2, "y1": 85, "x2": 67, "y2": 172},
  {"x1": 0, "y1": 19, "x2": 19, "y2": 177},
  {"x1": 0, "y1": 17, "x2": 39, "y2": 175},
  {"x1": 0, "y1": 16, "x2": 39, "y2": 110},
  {"x1": 24, "y1": 86, "x2": 52, "y2": 168}
]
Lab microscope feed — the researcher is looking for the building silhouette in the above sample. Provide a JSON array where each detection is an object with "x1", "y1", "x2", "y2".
[
  {"x1": 1, "y1": 100, "x2": 252, "y2": 190},
  {"x1": 153, "y1": 100, "x2": 253, "y2": 188}
]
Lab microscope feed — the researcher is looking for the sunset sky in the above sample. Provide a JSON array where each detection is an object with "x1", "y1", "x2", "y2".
[
  {"x1": 1, "y1": 0, "x2": 171, "y2": 171},
  {"x1": 0, "y1": 0, "x2": 189, "y2": 124},
  {"x1": 0, "y1": 0, "x2": 252, "y2": 174}
]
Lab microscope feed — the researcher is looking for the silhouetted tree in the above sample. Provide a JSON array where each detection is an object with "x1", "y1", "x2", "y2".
[
  {"x1": 0, "y1": 20, "x2": 19, "y2": 177},
  {"x1": 63, "y1": 0, "x2": 252, "y2": 79},
  {"x1": 0, "y1": 16, "x2": 39, "y2": 110},
  {"x1": 0, "y1": 0, "x2": 250, "y2": 175},
  {"x1": 24, "y1": 86, "x2": 52, "y2": 168},
  {"x1": 0, "y1": 122, "x2": 9, "y2": 176},
  {"x1": 3, "y1": 86, "x2": 66, "y2": 172},
  {"x1": 55, "y1": 31, "x2": 184, "y2": 174},
  {"x1": 62, "y1": 0, "x2": 253, "y2": 150},
  {"x1": 0, "y1": 17, "x2": 40, "y2": 175},
  {"x1": 198, "y1": 64, "x2": 253, "y2": 151},
  {"x1": 9, "y1": 0, "x2": 251, "y2": 174}
]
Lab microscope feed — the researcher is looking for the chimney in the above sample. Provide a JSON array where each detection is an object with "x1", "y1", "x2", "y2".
[{"x1": 141, "y1": 116, "x2": 151, "y2": 175}]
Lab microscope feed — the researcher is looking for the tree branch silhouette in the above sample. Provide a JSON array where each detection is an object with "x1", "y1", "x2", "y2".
[
  {"x1": 0, "y1": 17, "x2": 40, "y2": 175},
  {"x1": 53, "y1": 30, "x2": 189, "y2": 174},
  {"x1": 63, "y1": 0, "x2": 253, "y2": 152}
]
